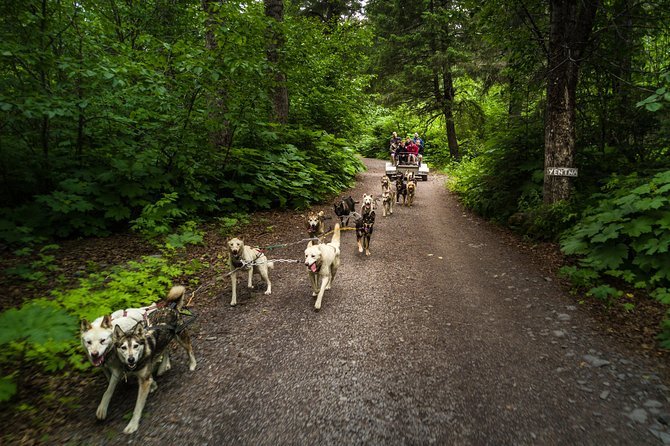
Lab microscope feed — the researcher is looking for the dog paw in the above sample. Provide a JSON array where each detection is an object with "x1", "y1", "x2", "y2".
[
  {"x1": 189, "y1": 359, "x2": 197, "y2": 371},
  {"x1": 123, "y1": 421, "x2": 139, "y2": 434},
  {"x1": 96, "y1": 405, "x2": 108, "y2": 420},
  {"x1": 312, "y1": 292, "x2": 317, "y2": 297},
  {"x1": 264, "y1": 290, "x2": 271, "y2": 295},
  {"x1": 150, "y1": 381, "x2": 158, "y2": 393}
]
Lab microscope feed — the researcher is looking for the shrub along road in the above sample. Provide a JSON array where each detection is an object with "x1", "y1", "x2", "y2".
[{"x1": 49, "y1": 158, "x2": 669, "y2": 445}]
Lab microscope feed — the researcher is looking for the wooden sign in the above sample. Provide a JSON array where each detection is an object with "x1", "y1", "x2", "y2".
[{"x1": 547, "y1": 167, "x2": 578, "y2": 177}]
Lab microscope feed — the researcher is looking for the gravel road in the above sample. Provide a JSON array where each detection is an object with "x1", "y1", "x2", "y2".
[{"x1": 52, "y1": 158, "x2": 670, "y2": 445}]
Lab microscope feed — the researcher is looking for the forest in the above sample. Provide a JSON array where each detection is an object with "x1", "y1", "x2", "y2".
[{"x1": 1, "y1": 0, "x2": 669, "y2": 413}]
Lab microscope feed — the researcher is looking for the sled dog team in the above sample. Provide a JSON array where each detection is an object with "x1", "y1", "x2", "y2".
[{"x1": 81, "y1": 172, "x2": 416, "y2": 434}]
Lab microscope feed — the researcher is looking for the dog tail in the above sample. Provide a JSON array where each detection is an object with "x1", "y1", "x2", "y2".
[
  {"x1": 331, "y1": 223, "x2": 341, "y2": 248},
  {"x1": 166, "y1": 285, "x2": 186, "y2": 310}
]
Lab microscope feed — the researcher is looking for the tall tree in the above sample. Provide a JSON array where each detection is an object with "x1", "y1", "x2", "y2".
[
  {"x1": 367, "y1": 0, "x2": 464, "y2": 160},
  {"x1": 202, "y1": 0, "x2": 234, "y2": 149},
  {"x1": 265, "y1": 0, "x2": 289, "y2": 123},
  {"x1": 543, "y1": 0, "x2": 598, "y2": 203}
]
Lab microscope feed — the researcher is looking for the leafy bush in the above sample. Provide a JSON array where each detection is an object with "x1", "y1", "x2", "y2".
[
  {"x1": 560, "y1": 170, "x2": 670, "y2": 345},
  {"x1": 229, "y1": 127, "x2": 364, "y2": 209},
  {"x1": 0, "y1": 301, "x2": 76, "y2": 402},
  {"x1": 446, "y1": 122, "x2": 544, "y2": 224}
]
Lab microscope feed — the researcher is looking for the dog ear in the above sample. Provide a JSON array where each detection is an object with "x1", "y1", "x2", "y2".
[
  {"x1": 307, "y1": 241, "x2": 313, "y2": 248},
  {"x1": 318, "y1": 210, "x2": 324, "y2": 217},
  {"x1": 113, "y1": 324, "x2": 125, "y2": 340},
  {"x1": 101, "y1": 314, "x2": 112, "y2": 329},
  {"x1": 80, "y1": 319, "x2": 92, "y2": 332},
  {"x1": 132, "y1": 323, "x2": 144, "y2": 337}
]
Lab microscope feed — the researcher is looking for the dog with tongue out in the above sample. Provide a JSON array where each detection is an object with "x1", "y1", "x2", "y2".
[{"x1": 304, "y1": 223, "x2": 341, "y2": 311}]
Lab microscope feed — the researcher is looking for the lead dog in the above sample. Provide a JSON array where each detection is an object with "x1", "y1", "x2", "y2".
[
  {"x1": 85, "y1": 286, "x2": 196, "y2": 434},
  {"x1": 81, "y1": 304, "x2": 158, "y2": 372},
  {"x1": 111, "y1": 286, "x2": 197, "y2": 434},
  {"x1": 227, "y1": 237, "x2": 274, "y2": 306},
  {"x1": 304, "y1": 223, "x2": 341, "y2": 311}
]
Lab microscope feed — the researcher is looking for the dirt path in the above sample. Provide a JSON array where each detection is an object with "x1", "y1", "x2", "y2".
[{"x1": 46, "y1": 159, "x2": 669, "y2": 445}]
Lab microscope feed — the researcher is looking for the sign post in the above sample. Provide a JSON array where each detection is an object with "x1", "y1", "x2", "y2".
[{"x1": 546, "y1": 167, "x2": 578, "y2": 177}]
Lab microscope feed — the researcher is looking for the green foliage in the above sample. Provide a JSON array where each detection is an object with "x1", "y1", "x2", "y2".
[
  {"x1": 446, "y1": 121, "x2": 545, "y2": 224},
  {"x1": 217, "y1": 213, "x2": 251, "y2": 238},
  {"x1": 636, "y1": 73, "x2": 670, "y2": 112},
  {"x1": 508, "y1": 200, "x2": 579, "y2": 241},
  {"x1": 560, "y1": 170, "x2": 670, "y2": 343},
  {"x1": 131, "y1": 193, "x2": 186, "y2": 239},
  {"x1": 230, "y1": 126, "x2": 364, "y2": 209},
  {"x1": 51, "y1": 255, "x2": 202, "y2": 322},
  {"x1": 0, "y1": 1, "x2": 370, "y2": 245},
  {"x1": 0, "y1": 301, "x2": 76, "y2": 401},
  {"x1": 4, "y1": 244, "x2": 60, "y2": 284},
  {"x1": 164, "y1": 221, "x2": 204, "y2": 250}
]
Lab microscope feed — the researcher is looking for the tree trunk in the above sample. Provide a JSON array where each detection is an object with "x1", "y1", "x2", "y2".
[
  {"x1": 442, "y1": 70, "x2": 460, "y2": 160},
  {"x1": 543, "y1": 0, "x2": 598, "y2": 204},
  {"x1": 202, "y1": 0, "x2": 234, "y2": 150},
  {"x1": 265, "y1": 0, "x2": 289, "y2": 124}
]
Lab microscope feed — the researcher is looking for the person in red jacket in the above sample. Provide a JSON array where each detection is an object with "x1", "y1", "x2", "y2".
[{"x1": 405, "y1": 137, "x2": 419, "y2": 164}]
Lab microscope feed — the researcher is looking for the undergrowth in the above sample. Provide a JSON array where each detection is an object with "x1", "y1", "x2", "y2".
[
  {"x1": 0, "y1": 253, "x2": 205, "y2": 404},
  {"x1": 560, "y1": 170, "x2": 670, "y2": 346}
]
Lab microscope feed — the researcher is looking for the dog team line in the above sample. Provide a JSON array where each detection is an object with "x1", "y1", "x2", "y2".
[{"x1": 81, "y1": 171, "x2": 419, "y2": 434}]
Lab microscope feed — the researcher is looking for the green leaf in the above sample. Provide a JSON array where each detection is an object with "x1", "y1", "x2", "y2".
[
  {"x1": 591, "y1": 223, "x2": 623, "y2": 243},
  {"x1": 624, "y1": 217, "x2": 655, "y2": 237},
  {"x1": 0, "y1": 375, "x2": 17, "y2": 402},
  {"x1": 0, "y1": 302, "x2": 75, "y2": 346},
  {"x1": 646, "y1": 102, "x2": 663, "y2": 112}
]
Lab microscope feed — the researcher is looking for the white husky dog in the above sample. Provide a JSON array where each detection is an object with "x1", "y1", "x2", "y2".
[
  {"x1": 304, "y1": 223, "x2": 341, "y2": 311},
  {"x1": 227, "y1": 237, "x2": 274, "y2": 306}
]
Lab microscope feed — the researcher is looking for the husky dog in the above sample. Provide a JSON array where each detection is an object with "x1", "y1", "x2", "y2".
[
  {"x1": 381, "y1": 189, "x2": 395, "y2": 217},
  {"x1": 355, "y1": 210, "x2": 376, "y2": 256},
  {"x1": 305, "y1": 210, "x2": 326, "y2": 239},
  {"x1": 395, "y1": 176, "x2": 407, "y2": 205},
  {"x1": 81, "y1": 303, "x2": 160, "y2": 371},
  {"x1": 406, "y1": 181, "x2": 416, "y2": 207},
  {"x1": 227, "y1": 237, "x2": 274, "y2": 306},
  {"x1": 93, "y1": 286, "x2": 197, "y2": 434},
  {"x1": 304, "y1": 223, "x2": 341, "y2": 311},
  {"x1": 334, "y1": 196, "x2": 356, "y2": 227}
]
